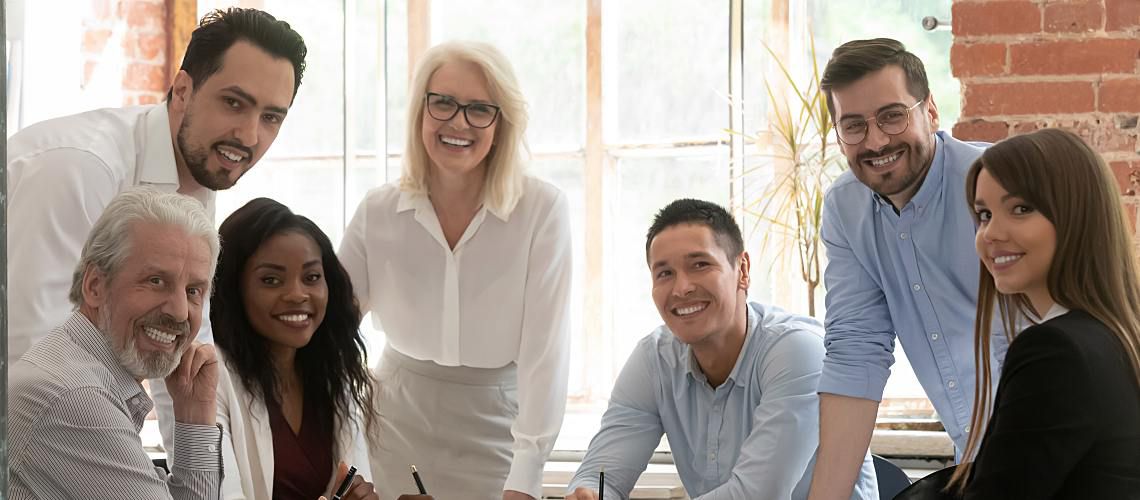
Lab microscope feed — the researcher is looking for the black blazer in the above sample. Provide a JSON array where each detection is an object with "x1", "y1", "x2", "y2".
[{"x1": 965, "y1": 309, "x2": 1140, "y2": 499}]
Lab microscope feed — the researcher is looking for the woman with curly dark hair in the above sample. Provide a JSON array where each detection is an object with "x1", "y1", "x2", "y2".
[{"x1": 211, "y1": 197, "x2": 383, "y2": 500}]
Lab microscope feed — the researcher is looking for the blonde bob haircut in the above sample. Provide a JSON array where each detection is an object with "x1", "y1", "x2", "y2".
[
  {"x1": 399, "y1": 41, "x2": 529, "y2": 216},
  {"x1": 949, "y1": 128, "x2": 1140, "y2": 491}
]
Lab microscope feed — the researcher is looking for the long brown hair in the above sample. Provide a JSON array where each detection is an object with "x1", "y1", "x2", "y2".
[{"x1": 949, "y1": 128, "x2": 1140, "y2": 490}]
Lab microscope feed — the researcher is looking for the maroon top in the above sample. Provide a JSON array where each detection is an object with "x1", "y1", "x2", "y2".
[{"x1": 268, "y1": 397, "x2": 335, "y2": 500}]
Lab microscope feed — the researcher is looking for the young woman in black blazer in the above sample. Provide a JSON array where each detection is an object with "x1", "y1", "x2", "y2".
[{"x1": 949, "y1": 128, "x2": 1140, "y2": 498}]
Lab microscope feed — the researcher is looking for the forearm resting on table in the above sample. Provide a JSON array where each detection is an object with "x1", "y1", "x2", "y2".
[{"x1": 808, "y1": 393, "x2": 879, "y2": 500}]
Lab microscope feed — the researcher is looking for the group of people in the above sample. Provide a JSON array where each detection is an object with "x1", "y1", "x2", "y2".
[{"x1": 4, "y1": 7, "x2": 1138, "y2": 500}]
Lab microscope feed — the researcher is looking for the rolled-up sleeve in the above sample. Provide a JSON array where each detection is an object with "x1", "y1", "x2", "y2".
[{"x1": 817, "y1": 195, "x2": 897, "y2": 402}]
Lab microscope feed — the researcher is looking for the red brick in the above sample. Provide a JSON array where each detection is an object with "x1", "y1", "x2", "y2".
[
  {"x1": 1112, "y1": 161, "x2": 1139, "y2": 196},
  {"x1": 1011, "y1": 120, "x2": 1046, "y2": 136},
  {"x1": 121, "y1": 32, "x2": 166, "y2": 62},
  {"x1": 1044, "y1": 2, "x2": 1104, "y2": 33},
  {"x1": 954, "y1": 2, "x2": 1041, "y2": 37},
  {"x1": 1106, "y1": 0, "x2": 1140, "y2": 31},
  {"x1": 1048, "y1": 117, "x2": 1139, "y2": 154},
  {"x1": 90, "y1": 0, "x2": 112, "y2": 21},
  {"x1": 82, "y1": 29, "x2": 111, "y2": 55},
  {"x1": 1010, "y1": 39, "x2": 1140, "y2": 75},
  {"x1": 951, "y1": 43, "x2": 1006, "y2": 78},
  {"x1": 1123, "y1": 200, "x2": 1139, "y2": 235},
  {"x1": 136, "y1": 93, "x2": 161, "y2": 105},
  {"x1": 122, "y1": 63, "x2": 167, "y2": 92},
  {"x1": 124, "y1": 0, "x2": 165, "y2": 32},
  {"x1": 1101, "y1": 78, "x2": 1140, "y2": 113},
  {"x1": 963, "y1": 81, "x2": 1095, "y2": 116},
  {"x1": 953, "y1": 119, "x2": 1009, "y2": 142}
]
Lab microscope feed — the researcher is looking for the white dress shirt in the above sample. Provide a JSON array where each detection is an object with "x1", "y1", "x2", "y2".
[
  {"x1": 6, "y1": 104, "x2": 215, "y2": 363},
  {"x1": 338, "y1": 176, "x2": 573, "y2": 496}
]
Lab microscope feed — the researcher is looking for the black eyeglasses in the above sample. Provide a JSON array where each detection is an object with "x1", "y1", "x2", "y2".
[
  {"x1": 424, "y1": 92, "x2": 501, "y2": 129},
  {"x1": 835, "y1": 100, "x2": 924, "y2": 145}
]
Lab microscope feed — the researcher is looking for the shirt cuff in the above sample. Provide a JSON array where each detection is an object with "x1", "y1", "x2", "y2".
[
  {"x1": 817, "y1": 358, "x2": 890, "y2": 402},
  {"x1": 503, "y1": 448, "x2": 543, "y2": 499},
  {"x1": 566, "y1": 477, "x2": 599, "y2": 496},
  {"x1": 169, "y1": 422, "x2": 223, "y2": 471}
]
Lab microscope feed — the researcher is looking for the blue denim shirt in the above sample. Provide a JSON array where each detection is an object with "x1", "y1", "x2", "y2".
[
  {"x1": 569, "y1": 302, "x2": 877, "y2": 499},
  {"x1": 817, "y1": 131, "x2": 1008, "y2": 455}
]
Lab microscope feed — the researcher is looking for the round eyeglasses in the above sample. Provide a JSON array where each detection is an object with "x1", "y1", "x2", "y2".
[
  {"x1": 835, "y1": 99, "x2": 924, "y2": 145},
  {"x1": 424, "y1": 92, "x2": 501, "y2": 129}
]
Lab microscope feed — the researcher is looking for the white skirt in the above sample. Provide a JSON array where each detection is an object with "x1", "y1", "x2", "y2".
[{"x1": 371, "y1": 346, "x2": 518, "y2": 500}]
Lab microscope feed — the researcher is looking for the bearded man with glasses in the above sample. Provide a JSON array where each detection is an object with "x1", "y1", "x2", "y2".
[{"x1": 806, "y1": 38, "x2": 1008, "y2": 500}]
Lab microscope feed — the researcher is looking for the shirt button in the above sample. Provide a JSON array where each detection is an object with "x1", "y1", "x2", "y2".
[
  {"x1": 899, "y1": 232, "x2": 909, "y2": 240},
  {"x1": 930, "y1": 332, "x2": 939, "y2": 341},
  {"x1": 964, "y1": 425, "x2": 972, "y2": 433},
  {"x1": 948, "y1": 380, "x2": 957, "y2": 389},
  {"x1": 912, "y1": 283, "x2": 922, "y2": 291},
  {"x1": 208, "y1": 444, "x2": 217, "y2": 452}
]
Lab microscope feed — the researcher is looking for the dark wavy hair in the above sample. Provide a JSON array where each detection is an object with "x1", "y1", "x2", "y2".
[
  {"x1": 166, "y1": 7, "x2": 307, "y2": 103},
  {"x1": 213, "y1": 198, "x2": 376, "y2": 446}
]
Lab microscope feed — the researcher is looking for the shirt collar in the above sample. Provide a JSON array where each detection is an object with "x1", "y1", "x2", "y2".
[
  {"x1": 871, "y1": 131, "x2": 947, "y2": 212},
  {"x1": 63, "y1": 312, "x2": 152, "y2": 424},
  {"x1": 1030, "y1": 303, "x2": 1071, "y2": 323},
  {"x1": 395, "y1": 187, "x2": 510, "y2": 222},
  {"x1": 139, "y1": 105, "x2": 216, "y2": 211},
  {"x1": 682, "y1": 303, "x2": 762, "y2": 389},
  {"x1": 138, "y1": 105, "x2": 181, "y2": 186}
]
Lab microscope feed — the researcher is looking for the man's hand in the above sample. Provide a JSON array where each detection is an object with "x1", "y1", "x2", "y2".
[
  {"x1": 504, "y1": 490, "x2": 535, "y2": 500},
  {"x1": 564, "y1": 487, "x2": 598, "y2": 500},
  {"x1": 165, "y1": 342, "x2": 219, "y2": 425}
]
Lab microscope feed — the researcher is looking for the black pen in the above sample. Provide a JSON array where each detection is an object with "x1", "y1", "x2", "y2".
[
  {"x1": 411, "y1": 464, "x2": 428, "y2": 495},
  {"x1": 599, "y1": 467, "x2": 605, "y2": 499},
  {"x1": 331, "y1": 465, "x2": 357, "y2": 500}
]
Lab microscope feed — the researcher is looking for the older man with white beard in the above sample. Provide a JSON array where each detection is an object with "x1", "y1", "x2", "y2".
[{"x1": 7, "y1": 187, "x2": 224, "y2": 500}]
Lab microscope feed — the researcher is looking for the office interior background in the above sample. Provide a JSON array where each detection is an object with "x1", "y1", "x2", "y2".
[{"x1": 2, "y1": 0, "x2": 1139, "y2": 495}]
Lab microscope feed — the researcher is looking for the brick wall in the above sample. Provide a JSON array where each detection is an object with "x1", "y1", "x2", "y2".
[
  {"x1": 82, "y1": 0, "x2": 169, "y2": 106},
  {"x1": 950, "y1": 0, "x2": 1140, "y2": 231}
]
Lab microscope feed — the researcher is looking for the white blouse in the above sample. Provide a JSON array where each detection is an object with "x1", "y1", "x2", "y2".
[{"x1": 338, "y1": 175, "x2": 572, "y2": 493}]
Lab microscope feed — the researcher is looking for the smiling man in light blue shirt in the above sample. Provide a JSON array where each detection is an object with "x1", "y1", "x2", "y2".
[
  {"x1": 807, "y1": 39, "x2": 1007, "y2": 500},
  {"x1": 566, "y1": 199, "x2": 876, "y2": 500}
]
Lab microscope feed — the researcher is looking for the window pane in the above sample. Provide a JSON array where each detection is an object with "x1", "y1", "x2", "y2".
[
  {"x1": 427, "y1": 0, "x2": 586, "y2": 152},
  {"x1": 807, "y1": 0, "x2": 959, "y2": 127},
  {"x1": 530, "y1": 158, "x2": 588, "y2": 396},
  {"x1": 605, "y1": 0, "x2": 729, "y2": 143},
  {"x1": 611, "y1": 146, "x2": 730, "y2": 382},
  {"x1": 385, "y1": 0, "x2": 409, "y2": 153},
  {"x1": 214, "y1": 157, "x2": 348, "y2": 243}
]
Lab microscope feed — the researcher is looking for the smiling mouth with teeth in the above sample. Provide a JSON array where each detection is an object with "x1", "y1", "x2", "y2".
[
  {"x1": 993, "y1": 254, "x2": 1023, "y2": 265},
  {"x1": 868, "y1": 150, "x2": 903, "y2": 167},
  {"x1": 217, "y1": 147, "x2": 247, "y2": 163},
  {"x1": 143, "y1": 326, "x2": 177, "y2": 344},
  {"x1": 440, "y1": 136, "x2": 473, "y2": 147},
  {"x1": 673, "y1": 303, "x2": 708, "y2": 316},
  {"x1": 276, "y1": 313, "x2": 311, "y2": 324}
]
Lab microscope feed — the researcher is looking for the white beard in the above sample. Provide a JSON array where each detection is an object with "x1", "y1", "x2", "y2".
[{"x1": 98, "y1": 304, "x2": 183, "y2": 380}]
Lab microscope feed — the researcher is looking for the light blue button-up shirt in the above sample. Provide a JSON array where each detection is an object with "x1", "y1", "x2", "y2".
[
  {"x1": 817, "y1": 131, "x2": 1008, "y2": 455},
  {"x1": 568, "y1": 302, "x2": 877, "y2": 499}
]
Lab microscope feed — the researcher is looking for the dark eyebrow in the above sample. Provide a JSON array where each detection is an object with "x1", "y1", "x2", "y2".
[
  {"x1": 650, "y1": 251, "x2": 714, "y2": 270},
  {"x1": 253, "y1": 263, "x2": 287, "y2": 272},
  {"x1": 838, "y1": 102, "x2": 909, "y2": 121},
  {"x1": 302, "y1": 259, "x2": 322, "y2": 268},
  {"x1": 222, "y1": 85, "x2": 289, "y2": 116}
]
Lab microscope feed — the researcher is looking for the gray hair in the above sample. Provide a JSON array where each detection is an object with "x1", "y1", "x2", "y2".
[{"x1": 68, "y1": 187, "x2": 220, "y2": 306}]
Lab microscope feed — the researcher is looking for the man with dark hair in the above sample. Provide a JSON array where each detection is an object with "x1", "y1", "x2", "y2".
[
  {"x1": 807, "y1": 39, "x2": 1004, "y2": 499},
  {"x1": 7, "y1": 7, "x2": 307, "y2": 363},
  {"x1": 566, "y1": 199, "x2": 877, "y2": 500}
]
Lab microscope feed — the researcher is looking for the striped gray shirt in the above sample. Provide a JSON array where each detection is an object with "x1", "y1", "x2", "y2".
[{"x1": 7, "y1": 312, "x2": 222, "y2": 499}]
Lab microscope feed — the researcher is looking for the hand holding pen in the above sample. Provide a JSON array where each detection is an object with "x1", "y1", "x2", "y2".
[
  {"x1": 320, "y1": 462, "x2": 379, "y2": 500},
  {"x1": 563, "y1": 467, "x2": 605, "y2": 499}
]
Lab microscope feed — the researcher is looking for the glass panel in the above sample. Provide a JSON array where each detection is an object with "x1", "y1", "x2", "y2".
[
  {"x1": 428, "y1": 0, "x2": 586, "y2": 152},
  {"x1": 611, "y1": 146, "x2": 730, "y2": 381},
  {"x1": 806, "y1": 0, "x2": 959, "y2": 127},
  {"x1": 605, "y1": 0, "x2": 729, "y2": 143},
  {"x1": 529, "y1": 157, "x2": 588, "y2": 396},
  {"x1": 214, "y1": 156, "x2": 347, "y2": 243},
  {"x1": 385, "y1": 0, "x2": 410, "y2": 153}
]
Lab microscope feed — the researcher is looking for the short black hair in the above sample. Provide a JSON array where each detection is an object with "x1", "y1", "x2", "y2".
[
  {"x1": 820, "y1": 38, "x2": 929, "y2": 119},
  {"x1": 645, "y1": 199, "x2": 745, "y2": 263},
  {"x1": 166, "y1": 8, "x2": 307, "y2": 103}
]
